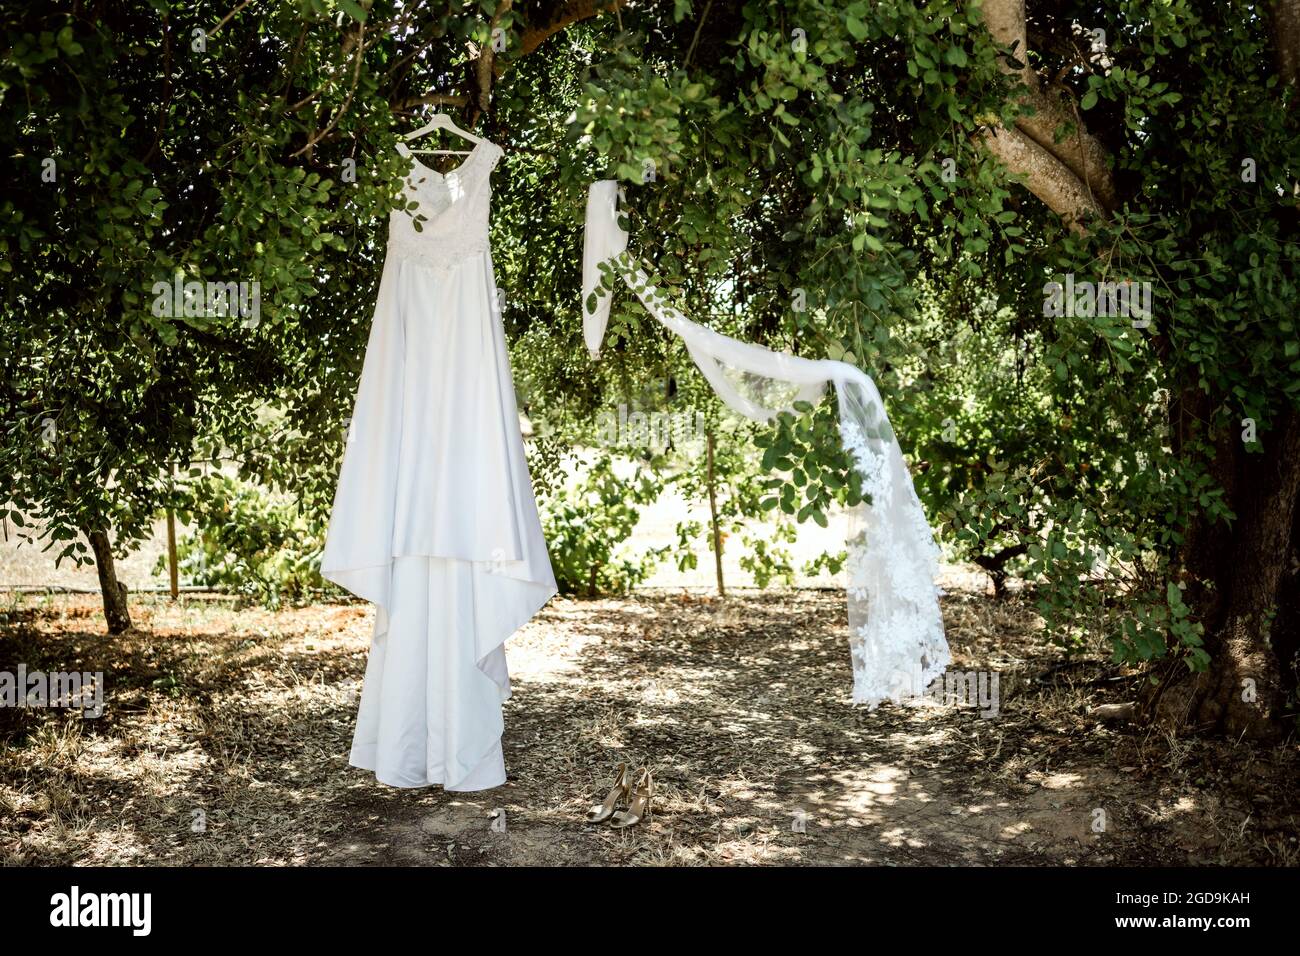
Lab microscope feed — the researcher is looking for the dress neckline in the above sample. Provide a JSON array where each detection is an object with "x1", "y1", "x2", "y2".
[{"x1": 397, "y1": 138, "x2": 486, "y2": 181}]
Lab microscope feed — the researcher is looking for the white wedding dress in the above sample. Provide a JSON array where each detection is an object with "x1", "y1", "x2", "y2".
[{"x1": 321, "y1": 138, "x2": 557, "y2": 791}]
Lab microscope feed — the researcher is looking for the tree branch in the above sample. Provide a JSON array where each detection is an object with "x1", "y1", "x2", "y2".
[
  {"x1": 978, "y1": 0, "x2": 1116, "y2": 226},
  {"x1": 979, "y1": 125, "x2": 1106, "y2": 232},
  {"x1": 393, "y1": 93, "x2": 470, "y2": 112},
  {"x1": 1014, "y1": 83, "x2": 1118, "y2": 212},
  {"x1": 467, "y1": 0, "x2": 513, "y2": 127},
  {"x1": 511, "y1": 0, "x2": 626, "y2": 65}
]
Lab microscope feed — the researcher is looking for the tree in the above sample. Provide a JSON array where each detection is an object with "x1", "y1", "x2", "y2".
[
  {"x1": 972, "y1": 0, "x2": 1300, "y2": 738},
  {"x1": 0, "y1": 0, "x2": 620, "y2": 632},
  {"x1": 4, "y1": 0, "x2": 1296, "y2": 748},
  {"x1": 504, "y1": 0, "x2": 1300, "y2": 738}
]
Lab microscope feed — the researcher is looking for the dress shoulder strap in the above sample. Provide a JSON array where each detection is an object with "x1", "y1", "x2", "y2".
[{"x1": 476, "y1": 140, "x2": 505, "y2": 174}]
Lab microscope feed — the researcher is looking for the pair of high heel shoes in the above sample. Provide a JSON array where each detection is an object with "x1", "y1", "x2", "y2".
[{"x1": 586, "y1": 763, "x2": 653, "y2": 828}]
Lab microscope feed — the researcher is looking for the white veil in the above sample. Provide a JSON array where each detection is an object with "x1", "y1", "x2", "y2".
[{"x1": 582, "y1": 180, "x2": 949, "y2": 706}]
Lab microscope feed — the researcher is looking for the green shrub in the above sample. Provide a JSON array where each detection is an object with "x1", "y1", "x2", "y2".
[
  {"x1": 159, "y1": 474, "x2": 329, "y2": 608},
  {"x1": 540, "y1": 455, "x2": 667, "y2": 596}
]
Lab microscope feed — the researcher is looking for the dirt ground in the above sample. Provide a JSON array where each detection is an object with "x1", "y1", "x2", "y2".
[{"x1": 1, "y1": 584, "x2": 1297, "y2": 866}]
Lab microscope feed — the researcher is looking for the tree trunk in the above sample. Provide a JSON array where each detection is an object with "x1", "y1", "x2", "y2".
[
  {"x1": 1155, "y1": 401, "x2": 1300, "y2": 740},
  {"x1": 1160, "y1": 0, "x2": 1300, "y2": 730},
  {"x1": 974, "y1": 541, "x2": 1028, "y2": 599},
  {"x1": 705, "y1": 425, "x2": 725, "y2": 597},
  {"x1": 977, "y1": 0, "x2": 1300, "y2": 740},
  {"x1": 166, "y1": 507, "x2": 179, "y2": 601},
  {"x1": 87, "y1": 527, "x2": 132, "y2": 634},
  {"x1": 1271, "y1": 500, "x2": 1300, "y2": 701},
  {"x1": 977, "y1": 0, "x2": 1118, "y2": 228}
]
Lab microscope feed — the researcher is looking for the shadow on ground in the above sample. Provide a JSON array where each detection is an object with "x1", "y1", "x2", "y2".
[{"x1": 1, "y1": 587, "x2": 1296, "y2": 866}]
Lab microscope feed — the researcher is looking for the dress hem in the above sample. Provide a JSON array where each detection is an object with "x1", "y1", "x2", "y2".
[{"x1": 332, "y1": 555, "x2": 556, "y2": 793}]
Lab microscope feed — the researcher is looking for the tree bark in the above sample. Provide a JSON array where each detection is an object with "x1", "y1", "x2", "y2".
[
  {"x1": 978, "y1": 0, "x2": 1117, "y2": 227},
  {"x1": 978, "y1": 125, "x2": 1106, "y2": 231},
  {"x1": 87, "y1": 527, "x2": 132, "y2": 634},
  {"x1": 1156, "y1": 409, "x2": 1300, "y2": 740},
  {"x1": 1273, "y1": 0, "x2": 1300, "y2": 85}
]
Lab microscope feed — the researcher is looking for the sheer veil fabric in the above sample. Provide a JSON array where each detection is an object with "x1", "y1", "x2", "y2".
[
  {"x1": 582, "y1": 180, "x2": 949, "y2": 706},
  {"x1": 321, "y1": 140, "x2": 557, "y2": 791}
]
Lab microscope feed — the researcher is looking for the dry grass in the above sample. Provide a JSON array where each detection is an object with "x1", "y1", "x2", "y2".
[{"x1": 1, "y1": 583, "x2": 1297, "y2": 866}]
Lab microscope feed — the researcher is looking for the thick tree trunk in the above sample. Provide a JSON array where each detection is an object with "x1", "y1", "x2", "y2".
[
  {"x1": 978, "y1": 0, "x2": 1117, "y2": 227},
  {"x1": 1158, "y1": 4, "x2": 1300, "y2": 739},
  {"x1": 1272, "y1": 501, "x2": 1300, "y2": 696},
  {"x1": 87, "y1": 527, "x2": 132, "y2": 634},
  {"x1": 1273, "y1": 0, "x2": 1300, "y2": 86},
  {"x1": 1156, "y1": 401, "x2": 1300, "y2": 739}
]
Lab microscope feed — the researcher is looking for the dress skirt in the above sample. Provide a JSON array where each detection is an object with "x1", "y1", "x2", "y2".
[{"x1": 349, "y1": 556, "x2": 509, "y2": 790}]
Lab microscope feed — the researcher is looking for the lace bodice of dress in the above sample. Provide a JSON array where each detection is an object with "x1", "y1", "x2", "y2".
[{"x1": 387, "y1": 139, "x2": 503, "y2": 277}]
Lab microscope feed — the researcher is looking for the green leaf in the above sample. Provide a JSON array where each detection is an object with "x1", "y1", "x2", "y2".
[{"x1": 338, "y1": 0, "x2": 368, "y2": 22}]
